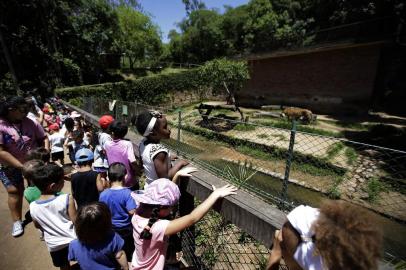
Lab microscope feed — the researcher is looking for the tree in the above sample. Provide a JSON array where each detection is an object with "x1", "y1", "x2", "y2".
[
  {"x1": 199, "y1": 58, "x2": 249, "y2": 120},
  {"x1": 221, "y1": 5, "x2": 250, "y2": 55},
  {"x1": 169, "y1": 9, "x2": 227, "y2": 63},
  {"x1": 182, "y1": 0, "x2": 206, "y2": 15},
  {"x1": 0, "y1": 0, "x2": 120, "y2": 95},
  {"x1": 114, "y1": 5, "x2": 162, "y2": 69}
]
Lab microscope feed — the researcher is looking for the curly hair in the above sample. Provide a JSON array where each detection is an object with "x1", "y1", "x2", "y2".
[{"x1": 314, "y1": 201, "x2": 382, "y2": 270}]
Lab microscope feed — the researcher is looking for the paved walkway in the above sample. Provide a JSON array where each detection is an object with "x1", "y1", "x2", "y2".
[{"x1": 0, "y1": 181, "x2": 71, "y2": 269}]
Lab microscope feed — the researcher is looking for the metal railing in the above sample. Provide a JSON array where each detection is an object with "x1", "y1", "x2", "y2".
[{"x1": 77, "y1": 96, "x2": 406, "y2": 265}]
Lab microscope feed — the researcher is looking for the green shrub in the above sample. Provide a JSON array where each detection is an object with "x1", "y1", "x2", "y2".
[
  {"x1": 56, "y1": 59, "x2": 249, "y2": 106},
  {"x1": 365, "y1": 177, "x2": 387, "y2": 203}
]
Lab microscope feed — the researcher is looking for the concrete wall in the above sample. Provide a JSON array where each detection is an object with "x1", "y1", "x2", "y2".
[{"x1": 237, "y1": 43, "x2": 383, "y2": 114}]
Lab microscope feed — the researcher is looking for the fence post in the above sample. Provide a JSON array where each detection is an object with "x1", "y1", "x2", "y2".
[
  {"x1": 177, "y1": 109, "x2": 182, "y2": 155},
  {"x1": 279, "y1": 120, "x2": 297, "y2": 209}
]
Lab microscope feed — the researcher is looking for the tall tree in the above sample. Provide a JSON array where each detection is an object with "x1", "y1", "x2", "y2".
[
  {"x1": 114, "y1": 5, "x2": 162, "y2": 69},
  {"x1": 182, "y1": 0, "x2": 206, "y2": 15}
]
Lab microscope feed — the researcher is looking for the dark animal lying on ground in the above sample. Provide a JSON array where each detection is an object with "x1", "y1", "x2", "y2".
[{"x1": 281, "y1": 107, "x2": 316, "y2": 124}]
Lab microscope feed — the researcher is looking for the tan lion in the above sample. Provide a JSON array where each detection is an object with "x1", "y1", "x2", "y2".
[{"x1": 281, "y1": 107, "x2": 316, "y2": 124}]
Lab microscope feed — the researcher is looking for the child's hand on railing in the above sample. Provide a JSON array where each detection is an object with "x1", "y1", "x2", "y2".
[{"x1": 211, "y1": 184, "x2": 237, "y2": 198}]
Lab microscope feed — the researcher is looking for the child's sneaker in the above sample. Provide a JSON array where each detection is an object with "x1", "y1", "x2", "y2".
[{"x1": 11, "y1": 220, "x2": 23, "y2": 237}]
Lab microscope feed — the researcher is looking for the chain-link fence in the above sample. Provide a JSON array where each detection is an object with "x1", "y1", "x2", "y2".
[{"x1": 77, "y1": 97, "x2": 406, "y2": 266}]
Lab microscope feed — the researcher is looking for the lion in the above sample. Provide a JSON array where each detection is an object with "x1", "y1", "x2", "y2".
[{"x1": 281, "y1": 107, "x2": 316, "y2": 124}]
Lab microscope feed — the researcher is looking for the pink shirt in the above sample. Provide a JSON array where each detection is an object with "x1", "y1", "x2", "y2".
[
  {"x1": 131, "y1": 215, "x2": 170, "y2": 270},
  {"x1": 104, "y1": 139, "x2": 137, "y2": 187},
  {"x1": 0, "y1": 117, "x2": 46, "y2": 163}
]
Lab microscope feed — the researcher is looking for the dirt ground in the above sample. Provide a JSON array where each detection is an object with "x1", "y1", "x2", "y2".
[{"x1": 0, "y1": 181, "x2": 71, "y2": 270}]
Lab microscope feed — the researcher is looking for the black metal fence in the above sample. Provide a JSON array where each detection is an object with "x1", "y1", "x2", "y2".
[{"x1": 79, "y1": 96, "x2": 406, "y2": 266}]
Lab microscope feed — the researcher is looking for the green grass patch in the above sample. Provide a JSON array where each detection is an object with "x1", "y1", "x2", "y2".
[
  {"x1": 257, "y1": 133, "x2": 268, "y2": 139},
  {"x1": 233, "y1": 123, "x2": 256, "y2": 131},
  {"x1": 365, "y1": 177, "x2": 388, "y2": 203},
  {"x1": 326, "y1": 142, "x2": 345, "y2": 160},
  {"x1": 344, "y1": 147, "x2": 358, "y2": 165}
]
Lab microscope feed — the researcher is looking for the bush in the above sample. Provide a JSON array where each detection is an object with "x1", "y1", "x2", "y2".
[
  {"x1": 55, "y1": 59, "x2": 249, "y2": 105},
  {"x1": 56, "y1": 68, "x2": 204, "y2": 104}
]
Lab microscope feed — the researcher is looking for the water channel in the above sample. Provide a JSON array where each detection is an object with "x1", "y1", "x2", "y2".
[{"x1": 164, "y1": 130, "x2": 406, "y2": 261}]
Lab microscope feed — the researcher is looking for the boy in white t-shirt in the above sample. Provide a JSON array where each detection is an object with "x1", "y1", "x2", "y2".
[
  {"x1": 30, "y1": 163, "x2": 77, "y2": 270},
  {"x1": 48, "y1": 123, "x2": 65, "y2": 165}
]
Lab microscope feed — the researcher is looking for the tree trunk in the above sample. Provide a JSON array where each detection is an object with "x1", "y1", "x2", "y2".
[{"x1": 223, "y1": 81, "x2": 244, "y2": 121}]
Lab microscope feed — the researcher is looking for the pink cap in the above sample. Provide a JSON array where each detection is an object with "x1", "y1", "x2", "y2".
[{"x1": 133, "y1": 178, "x2": 180, "y2": 206}]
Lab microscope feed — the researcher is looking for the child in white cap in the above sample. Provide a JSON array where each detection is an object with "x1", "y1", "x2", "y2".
[{"x1": 266, "y1": 201, "x2": 382, "y2": 270}]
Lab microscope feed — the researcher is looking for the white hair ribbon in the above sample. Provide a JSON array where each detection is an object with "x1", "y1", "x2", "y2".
[
  {"x1": 143, "y1": 117, "x2": 157, "y2": 137},
  {"x1": 287, "y1": 205, "x2": 324, "y2": 270}
]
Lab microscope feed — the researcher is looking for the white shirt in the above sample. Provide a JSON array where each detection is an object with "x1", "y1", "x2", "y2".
[
  {"x1": 98, "y1": 132, "x2": 112, "y2": 149},
  {"x1": 139, "y1": 139, "x2": 171, "y2": 185},
  {"x1": 49, "y1": 132, "x2": 65, "y2": 153},
  {"x1": 30, "y1": 194, "x2": 76, "y2": 251}
]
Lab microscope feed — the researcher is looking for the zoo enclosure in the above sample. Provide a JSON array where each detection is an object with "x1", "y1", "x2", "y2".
[{"x1": 78, "y1": 96, "x2": 406, "y2": 265}]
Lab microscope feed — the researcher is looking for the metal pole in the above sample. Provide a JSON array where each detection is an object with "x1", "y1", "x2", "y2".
[
  {"x1": 177, "y1": 109, "x2": 182, "y2": 155},
  {"x1": 279, "y1": 120, "x2": 297, "y2": 209}
]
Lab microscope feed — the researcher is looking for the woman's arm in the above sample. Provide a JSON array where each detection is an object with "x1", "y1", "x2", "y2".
[
  {"x1": 0, "y1": 145, "x2": 23, "y2": 169},
  {"x1": 165, "y1": 185, "x2": 237, "y2": 236},
  {"x1": 115, "y1": 250, "x2": 129, "y2": 270}
]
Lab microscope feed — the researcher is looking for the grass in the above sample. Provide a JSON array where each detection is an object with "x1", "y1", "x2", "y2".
[
  {"x1": 344, "y1": 147, "x2": 358, "y2": 165},
  {"x1": 365, "y1": 177, "x2": 388, "y2": 203},
  {"x1": 326, "y1": 142, "x2": 345, "y2": 160},
  {"x1": 233, "y1": 123, "x2": 256, "y2": 131},
  {"x1": 236, "y1": 144, "x2": 345, "y2": 178},
  {"x1": 257, "y1": 133, "x2": 268, "y2": 139},
  {"x1": 253, "y1": 119, "x2": 341, "y2": 137}
]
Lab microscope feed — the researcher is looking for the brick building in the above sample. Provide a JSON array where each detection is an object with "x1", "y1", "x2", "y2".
[{"x1": 237, "y1": 42, "x2": 385, "y2": 114}]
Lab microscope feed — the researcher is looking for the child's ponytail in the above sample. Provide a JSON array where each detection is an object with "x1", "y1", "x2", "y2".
[{"x1": 140, "y1": 206, "x2": 160, "y2": 240}]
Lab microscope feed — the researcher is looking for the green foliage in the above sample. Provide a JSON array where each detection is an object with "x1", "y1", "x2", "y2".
[
  {"x1": 0, "y1": 73, "x2": 17, "y2": 97},
  {"x1": 327, "y1": 185, "x2": 341, "y2": 199},
  {"x1": 57, "y1": 59, "x2": 248, "y2": 105},
  {"x1": 199, "y1": 58, "x2": 249, "y2": 94},
  {"x1": 365, "y1": 177, "x2": 388, "y2": 203},
  {"x1": 344, "y1": 147, "x2": 358, "y2": 165},
  {"x1": 326, "y1": 142, "x2": 345, "y2": 160},
  {"x1": 0, "y1": 0, "x2": 119, "y2": 94},
  {"x1": 114, "y1": 6, "x2": 162, "y2": 69},
  {"x1": 223, "y1": 160, "x2": 257, "y2": 188}
]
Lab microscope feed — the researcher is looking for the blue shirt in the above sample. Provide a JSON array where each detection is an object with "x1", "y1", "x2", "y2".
[
  {"x1": 99, "y1": 188, "x2": 137, "y2": 229},
  {"x1": 68, "y1": 232, "x2": 124, "y2": 270}
]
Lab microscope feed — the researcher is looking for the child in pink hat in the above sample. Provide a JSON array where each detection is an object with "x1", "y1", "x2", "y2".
[{"x1": 131, "y1": 179, "x2": 237, "y2": 270}]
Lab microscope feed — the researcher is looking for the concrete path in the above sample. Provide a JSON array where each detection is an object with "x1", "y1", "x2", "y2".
[{"x1": 0, "y1": 181, "x2": 71, "y2": 269}]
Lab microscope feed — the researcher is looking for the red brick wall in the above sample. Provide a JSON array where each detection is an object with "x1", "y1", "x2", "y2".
[{"x1": 237, "y1": 43, "x2": 382, "y2": 114}]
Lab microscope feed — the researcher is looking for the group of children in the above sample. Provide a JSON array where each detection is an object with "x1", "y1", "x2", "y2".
[
  {"x1": 15, "y1": 99, "x2": 382, "y2": 270},
  {"x1": 22, "y1": 106, "x2": 236, "y2": 270}
]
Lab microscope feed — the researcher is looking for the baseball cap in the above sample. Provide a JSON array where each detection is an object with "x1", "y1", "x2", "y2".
[
  {"x1": 133, "y1": 178, "x2": 180, "y2": 206},
  {"x1": 75, "y1": 148, "x2": 94, "y2": 163},
  {"x1": 99, "y1": 115, "x2": 114, "y2": 129},
  {"x1": 48, "y1": 123, "x2": 60, "y2": 131}
]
